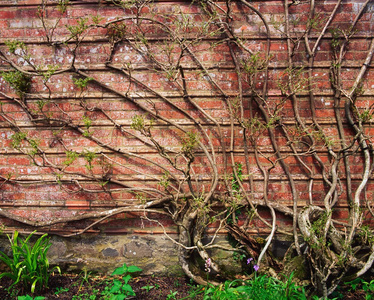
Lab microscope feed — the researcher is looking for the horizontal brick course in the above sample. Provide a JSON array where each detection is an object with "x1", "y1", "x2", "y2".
[{"x1": 0, "y1": 0, "x2": 372, "y2": 237}]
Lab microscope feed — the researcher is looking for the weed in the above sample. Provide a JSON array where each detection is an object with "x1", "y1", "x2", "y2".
[
  {"x1": 72, "y1": 289, "x2": 99, "y2": 300},
  {"x1": 54, "y1": 287, "x2": 69, "y2": 295},
  {"x1": 17, "y1": 295, "x2": 46, "y2": 300},
  {"x1": 141, "y1": 285, "x2": 154, "y2": 292},
  {"x1": 74, "y1": 267, "x2": 93, "y2": 292},
  {"x1": 345, "y1": 278, "x2": 374, "y2": 300},
  {"x1": 166, "y1": 290, "x2": 178, "y2": 300},
  {"x1": 100, "y1": 263, "x2": 142, "y2": 299},
  {"x1": 363, "y1": 279, "x2": 374, "y2": 300},
  {"x1": 181, "y1": 273, "x2": 307, "y2": 300}
]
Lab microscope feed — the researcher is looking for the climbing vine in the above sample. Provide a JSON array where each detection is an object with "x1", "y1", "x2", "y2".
[{"x1": 0, "y1": 0, "x2": 373, "y2": 297}]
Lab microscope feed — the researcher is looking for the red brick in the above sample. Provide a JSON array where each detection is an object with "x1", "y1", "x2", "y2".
[
  {"x1": 0, "y1": 0, "x2": 371, "y2": 235},
  {"x1": 3, "y1": 192, "x2": 25, "y2": 200},
  {"x1": 270, "y1": 42, "x2": 288, "y2": 52},
  {"x1": 16, "y1": 8, "x2": 39, "y2": 19},
  {"x1": 0, "y1": 20, "x2": 8, "y2": 28},
  {"x1": 0, "y1": 10, "x2": 16, "y2": 19},
  {"x1": 66, "y1": 200, "x2": 90, "y2": 209},
  {"x1": 8, "y1": 157, "x2": 30, "y2": 165}
]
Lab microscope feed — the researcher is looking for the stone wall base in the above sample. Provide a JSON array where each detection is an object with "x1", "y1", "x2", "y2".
[{"x1": 0, "y1": 233, "x2": 292, "y2": 276}]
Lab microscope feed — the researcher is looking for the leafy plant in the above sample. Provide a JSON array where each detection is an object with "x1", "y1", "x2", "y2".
[
  {"x1": 166, "y1": 290, "x2": 178, "y2": 300},
  {"x1": 40, "y1": 65, "x2": 59, "y2": 82},
  {"x1": 66, "y1": 17, "x2": 89, "y2": 38},
  {"x1": 72, "y1": 288, "x2": 100, "y2": 300},
  {"x1": 231, "y1": 162, "x2": 243, "y2": 192},
  {"x1": 0, "y1": 231, "x2": 61, "y2": 294},
  {"x1": 141, "y1": 285, "x2": 154, "y2": 292},
  {"x1": 182, "y1": 273, "x2": 307, "y2": 300},
  {"x1": 17, "y1": 295, "x2": 46, "y2": 300},
  {"x1": 73, "y1": 77, "x2": 93, "y2": 90},
  {"x1": 363, "y1": 279, "x2": 374, "y2": 300},
  {"x1": 83, "y1": 150, "x2": 96, "y2": 170},
  {"x1": 107, "y1": 23, "x2": 127, "y2": 44},
  {"x1": 73, "y1": 267, "x2": 93, "y2": 292},
  {"x1": 82, "y1": 115, "x2": 93, "y2": 137},
  {"x1": 5, "y1": 40, "x2": 27, "y2": 54},
  {"x1": 64, "y1": 150, "x2": 80, "y2": 166},
  {"x1": 181, "y1": 131, "x2": 199, "y2": 158},
  {"x1": 1, "y1": 70, "x2": 31, "y2": 96},
  {"x1": 72, "y1": 289, "x2": 100, "y2": 300},
  {"x1": 345, "y1": 278, "x2": 374, "y2": 300},
  {"x1": 101, "y1": 263, "x2": 142, "y2": 299},
  {"x1": 57, "y1": 0, "x2": 69, "y2": 14},
  {"x1": 0, "y1": 222, "x2": 5, "y2": 234},
  {"x1": 54, "y1": 286, "x2": 69, "y2": 295}
]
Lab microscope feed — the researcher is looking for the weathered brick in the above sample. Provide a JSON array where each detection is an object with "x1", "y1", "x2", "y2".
[
  {"x1": 0, "y1": 0, "x2": 371, "y2": 238},
  {"x1": 66, "y1": 200, "x2": 90, "y2": 209}
]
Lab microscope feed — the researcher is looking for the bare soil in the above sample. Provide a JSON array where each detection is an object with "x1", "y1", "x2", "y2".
[
  {"x1": 0, "y1": 274, "x2": 201, "y2": 299},
  {"x1": 0, "y1": 273, "x2": 368, "y2": 299}
]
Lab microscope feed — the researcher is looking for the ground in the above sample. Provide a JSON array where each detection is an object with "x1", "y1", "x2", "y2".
[
  {"x1": 0, "y1": 274, "x2": 201, "y2": 299},
  {"x1": 0, "y1": 273, "x2": 369, "y2": 299}
]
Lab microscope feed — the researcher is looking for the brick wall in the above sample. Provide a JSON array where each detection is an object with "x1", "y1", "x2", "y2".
[{"x1": 0, "y1": 0, "x2": 373, "y2": 240}]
